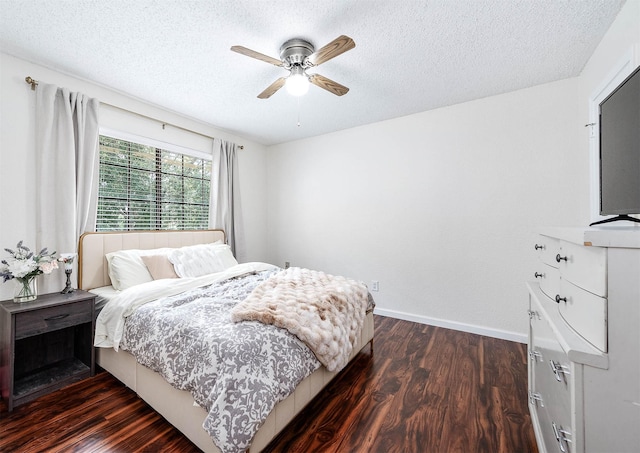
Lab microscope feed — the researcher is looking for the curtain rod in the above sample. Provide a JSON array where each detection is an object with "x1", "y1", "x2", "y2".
[{"x1": 24, "y1": 76, "x2": 244, "y2": 149}]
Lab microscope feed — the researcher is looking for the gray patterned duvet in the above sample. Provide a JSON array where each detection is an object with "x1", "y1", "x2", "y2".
[{"x1": 119, "y1": 269, "x2": 321, "y2": 453}]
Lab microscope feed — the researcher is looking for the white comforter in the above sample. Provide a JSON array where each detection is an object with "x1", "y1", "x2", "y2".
[
  {"x1": 105, "y1": 265, "x2": 321, "y2": 453},
  {"x1": 94, "y1": 262, "x2": 280, "y2": 350}
]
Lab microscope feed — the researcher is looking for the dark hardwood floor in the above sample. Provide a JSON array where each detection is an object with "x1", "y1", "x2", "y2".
[{"x1": 0, "y1": 315, "x2": 538, "y2": 452}]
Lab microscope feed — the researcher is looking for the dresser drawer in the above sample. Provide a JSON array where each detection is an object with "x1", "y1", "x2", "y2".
[
  {"x1": 530, "y1": 400, "x2": 567, "y2": 453},
  {"x1": 530, "y1": 384, "x2": 580, "y2": 453},
  {"x1": 535, "y1": 236, "x2": 560, "y2": 268},
  {"x1": 557, "y1": 241, "x2": 607, "y2": 297},
  {"x1": 15, "y1": 300, "x2": 93, "y2": 339},
  {"x1": 557, "y1": 279, "x2": 607, "y2": 352},
  {"x1": 537, "y1": 350, "x2": 573, "y2": 431},
  {"x1": 535, "y1": 263, "x2": 559, "y2": 302}
]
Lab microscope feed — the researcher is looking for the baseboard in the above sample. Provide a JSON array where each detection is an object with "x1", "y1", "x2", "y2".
[{"x1": 373, "y1": 307, "x2": 527, "y2": 344}]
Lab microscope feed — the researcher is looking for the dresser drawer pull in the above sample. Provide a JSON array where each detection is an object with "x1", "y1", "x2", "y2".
[
  {"x1": 555, "y1": 294, "x2": 567, "y2": 304},
  {"x1": 534, "y1": 244, "x2": 545, "y2": 250},
  {"x1": 528, "y1": 391, "x2": 544, "y2": 407},
  {"x1": 44, "y1": 313, "x2": 70, "y2": 321},
  {"x1": 529, "y1": 350, "x2": 542, "y2": 361},
  {"x1": 552, "y1": 422, "x2": 572, "y2": 453},
  {"x1": 534, "y1": 272, "x2": 545, "y2": 279},
  {"x1": 556, "y1": 254, "x2": 568, "y2": 263},
  {"x1": 550, "y1": 360, "x2": 571, "y2": 382}
]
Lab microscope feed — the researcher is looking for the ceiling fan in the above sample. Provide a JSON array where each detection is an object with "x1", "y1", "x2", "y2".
[{"x1": 231, "y1": 35, "x2": 355, "y2": 99}]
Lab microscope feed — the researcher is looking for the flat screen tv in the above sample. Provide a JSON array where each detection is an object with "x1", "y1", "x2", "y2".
[{"x1": 591, "y1": 64, "x2": 640, "y2": 226}]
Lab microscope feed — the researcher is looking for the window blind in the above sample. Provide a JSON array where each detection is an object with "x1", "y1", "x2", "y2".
[{"x1": 97, "y1": 135, "x2": 211, "y2": 231}]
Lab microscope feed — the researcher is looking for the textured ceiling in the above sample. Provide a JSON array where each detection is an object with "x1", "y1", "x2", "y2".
[{"x1": 0, "y1": 0, "x2": 626, "y2": 146}]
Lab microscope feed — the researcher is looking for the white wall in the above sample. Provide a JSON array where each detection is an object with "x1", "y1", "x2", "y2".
[
  {"x1": 266, "y1": 1, "x2": 640, "y2": 342},
  {"x1": 267, "y1": 79, "x2": 582, "y2": 342},
  {"x1": 0, "y1": 53, "x2": 269, "y2": 301}
]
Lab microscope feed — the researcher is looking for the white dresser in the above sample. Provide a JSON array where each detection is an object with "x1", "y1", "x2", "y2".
[{"x1": 528, "y1": 227, "x2": 640, "y2": 453}]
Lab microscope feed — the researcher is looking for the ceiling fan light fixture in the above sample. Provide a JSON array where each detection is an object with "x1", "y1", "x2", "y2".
[
  {"x1": 232, "y1": 35, "x2": 355, "y2": 99},
  {"x1": 285, "y1": 65, "x2": 309, "y2": 96}
]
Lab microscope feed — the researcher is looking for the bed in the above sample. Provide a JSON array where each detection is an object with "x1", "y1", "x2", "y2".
[{"x1": 78, "y1": 230, "x2": 374, "y2": 453}]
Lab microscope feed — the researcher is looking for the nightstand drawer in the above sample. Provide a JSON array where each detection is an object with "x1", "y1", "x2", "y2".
[{"x1": 15, "y1": 300, "x2": 93, "y2": 339}]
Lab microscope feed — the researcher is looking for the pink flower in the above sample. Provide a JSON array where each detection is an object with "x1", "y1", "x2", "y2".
[{"x1": 39, "y1": 260, "x2": 59, "y2": 274}]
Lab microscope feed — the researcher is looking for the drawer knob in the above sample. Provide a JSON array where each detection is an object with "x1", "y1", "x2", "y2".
[
  {"x1": 555, "y1": 294, "x2": 567, "y2": 304},
  {"x1": 534, "y1": 272, "x2": 544, "y2": 279},
  {"x1": 556, "y1": 253, "x2": 568, "y2": 263},
  {"x1": 534, "y1": 244, "x2": 545, "y2": 250}
]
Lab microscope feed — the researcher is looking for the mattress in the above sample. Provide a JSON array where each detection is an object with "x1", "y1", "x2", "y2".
[{"x1": 89, "y1": 285, "x2": 118, "y2": 313}]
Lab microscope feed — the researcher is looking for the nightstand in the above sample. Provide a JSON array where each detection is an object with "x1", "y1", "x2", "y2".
[{"x1": 0, "y1": 290, "x2": 96, "y2": 411}]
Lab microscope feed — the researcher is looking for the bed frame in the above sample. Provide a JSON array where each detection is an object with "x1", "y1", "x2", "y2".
[{"x1": 79, "y1": 230, "x2": 374, "y2": 453}]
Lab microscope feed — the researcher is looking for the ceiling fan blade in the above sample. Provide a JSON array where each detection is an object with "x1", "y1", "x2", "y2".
[
  {"x1": 231, "y1": 45, "x2": 283, "y2": 67},
  {"x1": 258, "y1": 77, "x2": 287, "y2": 99},
  {"x1": 309, "y1": 74, "x2": 349, "y2": 96},
  {"x1": 308, "y1": 35, "x2": 355, "y2": 66}
]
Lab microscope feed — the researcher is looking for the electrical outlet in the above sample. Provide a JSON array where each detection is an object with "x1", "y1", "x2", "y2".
[{"x1": 371, "y1": 280, "x2": 379, "y2": 291}]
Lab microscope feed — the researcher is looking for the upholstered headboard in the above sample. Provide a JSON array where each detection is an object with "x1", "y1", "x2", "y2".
[{"x1": 78, "y1": 229, "x2": 226, "y2": 290}]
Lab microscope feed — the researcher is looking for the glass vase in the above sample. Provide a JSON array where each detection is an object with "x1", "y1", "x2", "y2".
[{"x1": 14, "y1": 277, "x2": 37, "y2": 303}]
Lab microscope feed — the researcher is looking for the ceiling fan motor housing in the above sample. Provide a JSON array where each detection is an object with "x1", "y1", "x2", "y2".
[{"x1": 279, "y1": 38, "x2": 314, "y2": 68}]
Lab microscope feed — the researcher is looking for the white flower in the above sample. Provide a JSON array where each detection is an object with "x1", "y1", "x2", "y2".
[
  {"x1": 7, "y1": 258, "x2": 38, "y2": 278},
  {"x1": 58, "y1": 253, "x2": 76, "y2": 263}
]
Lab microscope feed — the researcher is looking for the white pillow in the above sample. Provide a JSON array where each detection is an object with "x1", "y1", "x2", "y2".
[
  {"x1": 168, "y1": 243, "x2": 238, "y2": 278},
  {"x1": 106, "y1": 247, "x2": 173, "y2": 290},
  {"x1": 216, "y1": 244, "x2": 239, "y2": 269}
]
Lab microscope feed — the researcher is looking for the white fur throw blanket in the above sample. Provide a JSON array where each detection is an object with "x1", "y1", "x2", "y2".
[{"x1": 231, "y1": 267, "x2": 370, "y2": 372}]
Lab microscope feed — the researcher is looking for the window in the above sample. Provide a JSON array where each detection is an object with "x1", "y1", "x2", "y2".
[{"x1": 97, "y1": 135, "x2": 212, "y2": 231}]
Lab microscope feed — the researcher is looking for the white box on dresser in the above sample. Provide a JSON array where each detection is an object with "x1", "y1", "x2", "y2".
[{"x1": 528, "y1": 226, "x2": 640, "y2": 453}]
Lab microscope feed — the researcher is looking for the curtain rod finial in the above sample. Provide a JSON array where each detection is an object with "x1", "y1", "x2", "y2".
[{"x1": 25, "y1": 76, "x2": 38, "y2": 90}]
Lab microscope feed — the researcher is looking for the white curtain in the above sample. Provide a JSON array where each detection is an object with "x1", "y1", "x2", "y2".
[
  {"x1": 210, "y1": 138, "x2": 238, "y2": 255},
  {"x1": 36, "y1": 84, "x2": 99, "y2": 292}
]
